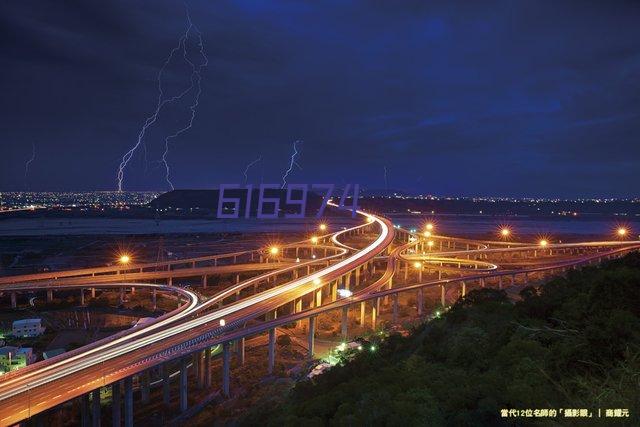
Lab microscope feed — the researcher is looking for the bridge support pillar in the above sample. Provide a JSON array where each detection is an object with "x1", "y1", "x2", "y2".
[
  {"x1": 80, "y1": 288, "x2": 85, "y2": 306},
  {"x1": 124, "y1": 377, "x2": 133, "y2": 427},
  {"x1": 119, "y1": 288, "x2": 124, "y2": 304},
  {"x1": 360, "y1": 301, "x2": 365, "y2": 325},
  {"x1": 371, "y1": 300, "x2": 378, "y2": 329},
  {"x1": 81, "y1": 393, "x2": 90, "y2": 427},
  {"x1": 440, "y1": 285, "x2": 446, "y2": 307},
  {"x1": 205, "y1": 347, "x2": 212, "y2": 387},
  {"x1": 222, "y1": 341, "x2": 231, "y2": 397},
  {"x1": 162, "y1": 364, "x2": 170, "y2": 405},
  {"x1": 498, "y1": 276, "x2": 503, "y2": 289},
  {"x1": 268, "y1": 328, "x2": 276, "y2": 374},
  {"x1": 524, "y1": 273, "x2": 529, "y2": 284},
  {"x1": 130, "y1": 286, "x2": 135, "y2": 295},
  {"x1": 112, "y1": 381, "x2": 121, "y2": 427},
  {"x1": 91, "y1": 388, "x2": 101, "y2": 427},
  {"x1": 417, "y1": 288, "x2": 424, "y2": 316},
  {"x1": 91, "y1": 288, "x2": 96, "y2": 299},
  {"x1": 294, "y1": 299, "x2": 302, "y2": 328},
  {"x1": 461, "y1": 281, "x2": 466, "y2": 297},
  {"x1": 392, "y1": 293, "x2": 398, "y2": 323},
  {"x1": 168, "y1": 277, "x2": 173, "y2": 286},
  {"x1": 315, "y1": 289, "x2": 322, "y2": 307},
  {"x1": 202, "y1": 275, "x2": 207, "y2": 288},
  {"x1": 355, "y1": 267, "x2": 360, "y2": 286},
  {"x1": 141, "y1": 370, "x2": 150, "y2": 403},
  {"x1": 341, "y1": 306, "x2": 348, "y2": 340},
  {"x1": 180, "y1": 357, "x2": 188, "y2": 412},
  {"x1": 47, "y1": 289, "x2": 53, "y2": 303},
  {"x1": 331, "y1": 282, "x2": 337, "y2": 301},
  {"x1": 237, "y1": 337, "x2": 245, "y2": 365},
  {"x1": 152, "y1": 289, "x2": 157, "y2": 311},
  {"x1": 10, "y1": 292, "x2": 17, "y2": 308},
  {"x1": 307, "y1": 316, "x2": 316, "y2": 359},
  {"x1": 480, "y1": 278, "x2": 485, "y2": 288},
  {"x1": 193, "y1": 352, "x2": 202, "y2": 389}
]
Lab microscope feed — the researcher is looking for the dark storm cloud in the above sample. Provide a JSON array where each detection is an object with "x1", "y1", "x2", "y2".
[{"x1": 0, "y1": 0, "x2": 639, "y2": 197}]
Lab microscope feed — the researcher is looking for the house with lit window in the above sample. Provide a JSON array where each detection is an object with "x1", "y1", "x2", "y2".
[{"x1": 12, "y1": 318, "x2": 45, "y2": 337}]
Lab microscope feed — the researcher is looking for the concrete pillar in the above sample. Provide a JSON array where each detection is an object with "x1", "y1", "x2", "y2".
[
  {"x1": 119, "y1": 288, "x2": 124, "y2": 304},
  {"x1": 360, "y1": 301, "x2": 365, "y2": 325},
  {"x1": 124, "y1": 377, "x2": 133, "y2": 427},
  {"x1": 141, "y1": 370, "x2": 150, "y2": 403},
  {"x1": 193, "y1": 352, "x2": 202, "y2": 389},
  {"x1": 417, "y1": 288, "x2": 424, "y2": 316},
  {"x1": 130, "y1": 286, "x2": 135, "y2": 296},
  {"x1": 498, "y1": 276, "x2": 503, "y2": 289},
  {"x1": 180, "y1": 357, "x2": 188, "y2": 412},
  {"x1": 91, "y1": 388, "x2": 101, "y2": 427},
  {"x1": 440, "y1": 285, "x2": 445, "y2": 307},
  {"x1": 237, "y1": 337, "x2": 245, "y2": 365},
  {"x1": 341, "y1": 306, "x2": 348, "y2": 340},
  {"x1": 80, "y1": 289, "x2": 85, "y2": 306},
  {"x1": 331, "y1": 282, "x2": 337, "y2": 301},
  {"x1": 162, "y1": 363, "x2": 170, "y2": 405},
  {"x1": 222, "y1": 342, "x2": 231, "y2": 397},
  {"x1": 315, "y1": 289, "x2": 322, "y2": 307},
  {"x1": 152, "y1": 289, "x2": 157, "y2": 311},
  {"x1": 392, "y1": 293, "x2": 398, "y2": 323},
  {"x1": 11, "y1": 292, "x2": 17, "y2": 308},
  {"x1": 268, "y1": 328, "x2": 276, "y2": 374},
  {"x1": 307, "y1": 317, "x2": 316, "y2": 359},
  {"x1": 112, "y1": 381, "x2": 121, "y2": 427},
  {"x1": 205, "y1": 346, "x2": 212, "y2": 387},
  {"x1": 480, "y1": 278, "x2": 485, "y2": 288},
  {"x1": 91, "y1": 288, "x2": 96, "y2": 299},
  {"x1": 461, "y1": 281, "x2": 466, "y2": 297},
  {"x1": 202, "y1": 275, "x2": 207, "y2": 288},
  {"x1": 355, "y1": 267, "x2": 360, "y2": 286},
  {"x1": 168, "y1": 277, "x2": 173, "y2": 286},
  {"x1": 371, "y1": 300, "x2": 377, "y2": 329},
  {"x1": 47, "y1": 289, "x2": 53, "y2": 303},
  {"x1": 81, "y1": 393, "x2": 90, "y2": 427}
]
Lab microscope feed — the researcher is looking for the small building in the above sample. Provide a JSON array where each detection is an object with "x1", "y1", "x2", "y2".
[
  {"x1": 0, "y1": 346, "x2": 34, "y2": 373},
  {"x1": 12, "y1": 319, "x2": 45, "y2": 338}
]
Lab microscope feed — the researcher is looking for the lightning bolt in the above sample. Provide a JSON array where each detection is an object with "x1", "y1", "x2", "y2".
[
  {"x1": 281, "y1": 140, "x2": 302, "y2": 189},
  {"x1": 24, "y1": 142, "x2": 36, "y2": 189},
  {"x1": 383, "y1": 166, "x2": 388, "y2": 190},
  {"x1": 242, "y1": 155, "x2": 262, "y2": 184},
  {"x1": 116, "y1": 6, "x2": 206, "y2": 191},
  {"x1": 160, "y1": 12, "x2": 208, "y2": 190}
]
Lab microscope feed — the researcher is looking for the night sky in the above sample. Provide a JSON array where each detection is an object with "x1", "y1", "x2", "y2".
[{"x1": 1, "y1": 1, "x2": 639, "y2": 197}]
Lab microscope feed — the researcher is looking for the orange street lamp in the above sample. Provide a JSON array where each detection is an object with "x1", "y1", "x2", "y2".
[
  {"x1": 500, "y1": 228, "x2": 511, "y2": 238},
  {"x1": 539, "y1": 239, "x2": 548, "y2": 247},
  {"x1": 617, "y1": 227, "x2": 628, "y2": 238},
  {"x1": 423, "y1": 231, "x2": 432, "y2": 238},
  {"x1": 119, "y1": 254, "x2": 131, "y2": 264},
  {"x1": 310, "y1": 236, "x2": 319, "y2": 244},
  {"x1": 425, "y1": 223, "x2": 434, "y2": 231},
  {"x1": 319, "y1": 223, "x2": 328, "y2": 231},
  {"x1": 413, "y1": 261, "x2": 422, "y2": 269},
  {"x1": 269, "y1": 246, "x2": 279, "y2": 256}
]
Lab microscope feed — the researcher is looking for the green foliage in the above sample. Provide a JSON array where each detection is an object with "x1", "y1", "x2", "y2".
[{"x1": 241, "y1": 252, "x2": 640, "y2": 426}]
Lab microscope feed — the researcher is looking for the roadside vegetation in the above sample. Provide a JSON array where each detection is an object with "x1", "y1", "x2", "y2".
[{"x1": 241, "y1": 252, "x2": 640, "y2": 426}]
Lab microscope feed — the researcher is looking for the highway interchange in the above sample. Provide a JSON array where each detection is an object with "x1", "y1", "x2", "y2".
[{"x1": 0, "y1": 205, "x2": 638, "y2": 426}]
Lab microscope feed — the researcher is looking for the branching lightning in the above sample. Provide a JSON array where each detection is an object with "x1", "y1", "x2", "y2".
[
  {"x1": 160, "y1": 12, "x2": 208, "y2": 190},
  {"x1": 243, "y1": 155, "x2": 262, "y2": 184},
  {"x1": 24, "y1": 142, "x2": 36, "y2": 189},
  {"x1": 383, "y1": 166, "x2": 388, "y2": 190},
  {"x1": 281, "y1": 140, "x2": 302, "y2": 188},
  {"x1": 116, "y1": 7, "x2": 207, "y2": 191}
]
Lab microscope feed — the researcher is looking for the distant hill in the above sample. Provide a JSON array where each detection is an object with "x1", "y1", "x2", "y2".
[{"x1": 150, "y1": 189, "x2": 328, "y2": 217}]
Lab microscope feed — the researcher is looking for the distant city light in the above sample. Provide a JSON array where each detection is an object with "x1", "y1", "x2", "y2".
[{"x1": 219, "y1": 319, "x2": 226, "y2": 326}]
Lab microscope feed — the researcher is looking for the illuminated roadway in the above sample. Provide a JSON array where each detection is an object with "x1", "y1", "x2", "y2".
[{"x1": 0, "y1": 205, "x2": 638, "y2": 426}]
